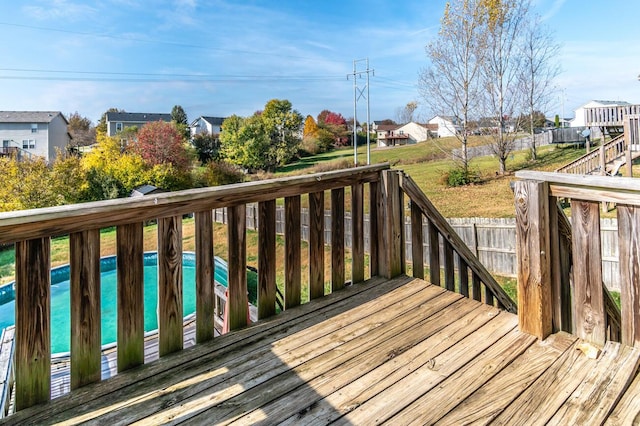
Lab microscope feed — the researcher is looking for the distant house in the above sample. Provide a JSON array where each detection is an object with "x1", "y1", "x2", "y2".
[
  {"x1": 428, "y1": 115, "x2": 461, "y2": 138},
  {"x1": 376, "y1": 122, "x2": 431, "y2": 147},
  {"x1": 0, "y1": 111, "x2": 71, "y2": 162},
  {"x1": 570, "y1": 100, "x2": 631, "y2": 128},
  {"x1": 190, "y1": 116, "x2": 226, "y2": 138},
  {"x1": 105, "y1": 112, "x2": 172, "y2": 137}
]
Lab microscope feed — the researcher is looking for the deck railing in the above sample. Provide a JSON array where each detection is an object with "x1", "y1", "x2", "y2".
[
  {"x1": 555, "y1": 134, "x2": 626, "y2": 175},
  {"x1": 585, "y1": 104, "x2": 640, "y2": 127},
  {"x1": 0, "y1": 164, "x2": 515, "y2": 412},
  {"x1": 514, "y1": 171, "x2": 633, "y2": 346}
]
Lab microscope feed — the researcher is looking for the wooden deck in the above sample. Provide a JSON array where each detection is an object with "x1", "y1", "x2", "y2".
[{"x1": 3, "y1": 275, "x2": 639, "y2": 425}]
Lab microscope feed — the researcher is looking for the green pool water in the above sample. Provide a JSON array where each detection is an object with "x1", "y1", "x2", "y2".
[{"x1": 0, "y1": 252, "x2": 257, "y2": 354}]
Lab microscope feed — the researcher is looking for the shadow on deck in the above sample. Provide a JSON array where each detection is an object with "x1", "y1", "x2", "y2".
[{"x1": 5, "y1": 275, "x2": 639, "y2": 425}]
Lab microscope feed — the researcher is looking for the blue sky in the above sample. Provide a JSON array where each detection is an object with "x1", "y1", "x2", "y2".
[{"x1": 1, "y1": 0, "x2": 639, "y2": 124}]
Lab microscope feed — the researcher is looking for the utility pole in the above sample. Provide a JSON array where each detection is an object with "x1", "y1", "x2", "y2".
[{"x1": 348, "y1": 58, "x2": 374, "y2": 165}]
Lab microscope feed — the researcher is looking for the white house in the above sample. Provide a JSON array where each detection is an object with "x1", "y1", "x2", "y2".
[
  {"x1": 190, "y1": 116, "x2": 226, "y2": 138},
  {"x1": 428, "y1": 115, "x2": 461, "y2": 137},
  {"x1": 105, "y1": 112, "x2": 172, "y2": 136},
  {"x1": 376, "y1": 121, "x2": 433, "y2": 147},
  {"x1": 0, "y1": 111, "x2": 71, "y2": 162}
]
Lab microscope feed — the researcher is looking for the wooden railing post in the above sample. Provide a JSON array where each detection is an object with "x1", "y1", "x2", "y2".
[
  {"x1": 257, "y1": 200, "x2": 277, "y2": 319},
  {"x1": 158, "y1": 215, "x2": 184, "y2": 356},
  {"x1": 195, "y1": 210, "x2": 215, "y2": 343},
  {"x1": 381, "y1": 170, "x2": 403, "y2": 278},
  {"x1": 227, "y1": 205, "x2": 248, "y2": 331},
  {"x1": 514, "y1": 180, "x2": 553, "y2": 340},
  {"x1": 331, "y1": 188, "x2": 345, "y2": 291},
  {"x1": 571, "y1": 200, "x2": 606, "y2": 346},
  {"x1": 14, "y1": 238, "x2": 50, "y2": 411},
  {"x1": 618, "y1": 205, "x2": 640, "y2": 347},
  {"x1": 70, "y1": 229, "x2": 101, "y2": 390}
]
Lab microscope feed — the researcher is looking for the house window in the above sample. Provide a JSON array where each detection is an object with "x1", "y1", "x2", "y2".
[
  {"x1": 116, "y1": 122, "x2": 123, "y2": 132},
  {"x1": 22, "y1": 140, "x2": 36, "y2": 149},
  {"x1": 399, "y1": 130, "x2": 404, "y2": 135},
  {"x1": 31, "y1": 123, "x2": 38, "y2": 133}
]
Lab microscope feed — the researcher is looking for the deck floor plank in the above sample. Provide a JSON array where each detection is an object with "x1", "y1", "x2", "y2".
[
  {"x1": 2, "y1": 275, "x2": 640, "y2": 425},
  {"x1": 548, "y1": 342, "x2": 640, "y2": 425},
  {"x1": 433, "y1": 331, "x2": 578, "y2": 426}
]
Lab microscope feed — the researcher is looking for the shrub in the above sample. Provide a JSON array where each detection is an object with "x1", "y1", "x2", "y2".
[
  {"x1": 441, "y1": 166, "x2": 481, "y2": 187},
  {"x1": 202, "y1": 161, "x2": 245, "y2": 186}
]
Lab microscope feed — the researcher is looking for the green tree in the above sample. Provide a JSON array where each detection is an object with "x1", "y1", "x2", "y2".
[
  {"x1": 220, "y1": 100, "x2": 303, "y2": 172},
  {"x1": 192, "y1": 131, "x2": 221, "y2": 164},
  {"x1": 67, "y1": 112, "x2": 96, "y2": 148},
  {"x1": 171, "y1": 105, "x2": 190, "y2": 141},
  {"x1": 96, "y1": 107, "x2": 124, "y2": 136}
]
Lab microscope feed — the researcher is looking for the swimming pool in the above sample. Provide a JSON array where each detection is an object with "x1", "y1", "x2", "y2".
[{"x1": 0, "y1": 252, "x2": 256, "y2": 354}]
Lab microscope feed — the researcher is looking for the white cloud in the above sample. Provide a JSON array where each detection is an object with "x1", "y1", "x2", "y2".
[{"x1": 22, "y1": 0, "x2": 98, "y2": 22}]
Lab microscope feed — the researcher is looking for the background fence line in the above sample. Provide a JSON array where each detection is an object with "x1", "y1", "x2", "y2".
[{"x1": 213, "y1": 207, "x2": 622, "y2": 292}]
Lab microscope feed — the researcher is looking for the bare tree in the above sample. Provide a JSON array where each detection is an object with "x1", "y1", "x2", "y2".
[
  {"x1": 395, "y1": 101, "x2": 418, "y2": 124},
  {"x1": 419, "y1": 0, "x2": 487, "y2": 178},
  {"x1": 480, "y1": 0, "x2": 530, "y2": 174},
  {"x1": 519, "y1": 13, "x2": 561, "y2": 160}
]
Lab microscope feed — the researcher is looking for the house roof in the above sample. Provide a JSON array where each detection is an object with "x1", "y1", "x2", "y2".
[
  {"x1": 376, "y1": 124, "x2": 400, "y2": 132},
  {"x1": 0, "y1": 111, "x2": 66, "y2": 124},
  {"x1": 130, "y1": 184, "x2": 165, "y2": 197},
  {"x1": 105, "y1": 112, "x2": 172, "y2": 122},
  {"x1": 191, "y1": 116, "x2": 226, "y2": 126}
]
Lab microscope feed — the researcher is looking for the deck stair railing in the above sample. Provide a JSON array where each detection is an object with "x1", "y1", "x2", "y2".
[
  {"x1": 514, "y1": 171, "x2": 636, "y2": 347},
  {"x1": 0, "y1": 164, "x2": 515, "y2": 414},
  {"x1": 557, "y1": 114, "x2": 640, "y2": 176}
]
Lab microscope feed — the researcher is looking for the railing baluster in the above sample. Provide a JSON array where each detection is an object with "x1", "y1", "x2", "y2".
[
  {"x1": 15, "y1": 238, "x2": 50, "y2": 410},
  {"x1": 258, "y1": 200, "x2": 277, "y2": 319},
  {"x1": 428, "y1": 221, "x2": 440, "y2": 286},
  {"x1": 458, "y1": 256, "x2": 469, "y2": 297},
  {"x1": 411, "y1": 201, "x2": 424, "y2": 279},
  {"x1": 618, "y1": 204, "x2": 640, "y2": 347},
  {"x1": 351, "y1": 182, "x2": 365, "y2": 284},
  {"x1": 284, "y1": 196, "x2": 301, "y2": 309},
  {"x1": 227, "y1": 205, "x2": 247, "y2": 331},
  {"x1": 331, "y1": 188, "x2": 345, "y2": 291},
  {"x1": 195, "y1": 210, "x2": 215, "y2": 343},
  {"x1": 309, "y1": 191, "x2": 325, "y2": 299},
  {"x1": 485, "y1": 286, "x2": 495, "y2": 306},
  {"x1": 444, "y1": 240, "x2": 455, "y2": 291},
  {"x1": 472, "y1": 272, "x2": 482, "y2": 301},
  {"x1": 369, "y1": 181, "x2": 380, "y2": 277},
  {"x1": 70, "y1": 230, "x2": 101, "y2": 389},
  {"x1": 158, "y1": 216, "x2": 183, "y2": 356},
  {"x1": 116, "y1": 223, "x2": 144, "y2": 372},
  {"x1": 571, "y1": 200, "x2": 605, "y2": 346}
]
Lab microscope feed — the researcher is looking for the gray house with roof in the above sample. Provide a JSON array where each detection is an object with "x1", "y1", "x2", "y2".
[
  {"x1": 0, "y1": 111, "x2": 71, "y2": 162},
  {"x1": 190, "y1": 116, "x2": 226, "y2": 138},
  {"x1": 105, "y1": 112, "x2": 172, "y2": 137}
]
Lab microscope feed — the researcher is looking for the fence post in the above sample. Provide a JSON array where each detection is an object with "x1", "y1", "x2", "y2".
[{"x1": 514, "y1": 180, "x2": 553, "y2": 340}]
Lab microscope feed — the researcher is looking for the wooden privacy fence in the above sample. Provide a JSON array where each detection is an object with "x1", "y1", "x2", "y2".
[
  {"x1": 0, "y1": 164, "x2": 516, "y2": 412},
  {"x1": 514, "y1": 171, "x2": 634, "y2": 347}
]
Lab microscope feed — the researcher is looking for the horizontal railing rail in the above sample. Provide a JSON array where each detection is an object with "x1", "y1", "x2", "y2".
[
  {"x1": 556, "y1": 134, "x2": 625, "y2": 174},
  {"x1": 515, "y1": 170, "x2": 637, "y2": 347},
  {"x1": 585, "y1": 104, "x2": 640, "y2": 127}
]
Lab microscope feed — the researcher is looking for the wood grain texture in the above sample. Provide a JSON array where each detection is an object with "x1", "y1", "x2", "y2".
[
  {"x1": 384, "y1": 170, "x2": 403, "y2": 278},
  {"x1": 458, "y1": 256, "x2": 469, "y2": 297},
  {"x1": 284, "y1": 196, "x2": 301, "y2": 309},
  {"x1": 351, "y1": 183, "x2": 365, "y2": 284},
  {"x1": 258, "y1": 200, "x2": 277, "y2": 319},
  {"x1": 227, "y1": 205, "x2": 248, "y2": 331},
  {"x1": 411, "y1": 202, "x2": 424, "y2": 279},
  {"x1": 14, "y1": 238, "x2": 50, "y2": 411},
  {"x1": 116, "y1": 222, "x2": 144, "y2": 372},
  {"x1": 158, "y1": 216, "x2": 183, "y2": 356},
  {"x1": 551, "y1": 201, "x2": 573, "y2": 333},
  {"x1": 606, "y1": 358, "x2": 640, "y2": 425},
  {"x1": 331, "y1": 188, "x2": 345, "y2": 291},
  {"x1": 195, "y1": 210, "x2": 215, "y2": 343},
  {"x1": 514, "y1": 180, "x2": 552, "y2": 339},
  {"x1": 571, "y1": 200, "x2": 605, "y2": 345},
  {"x1": 309, "y1": 191, "x2": 325, "y2": 299},
  {"x1": 618, "y1": 204, "x2": 640, "y2": 347},
  {"x1": 472, "y1": 272, "x2": 481, "y2": 302},
  {"x1": 70, "y1": 229, "x2": 101, "y2": 390},
  {"x1": 0, "y1": 163, "x2": 388, "y2": 245}
]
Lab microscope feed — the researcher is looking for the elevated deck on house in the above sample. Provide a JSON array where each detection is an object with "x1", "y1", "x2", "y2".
[{"x1": 4, "y1": 275, "x2": 639, "y2": 425}]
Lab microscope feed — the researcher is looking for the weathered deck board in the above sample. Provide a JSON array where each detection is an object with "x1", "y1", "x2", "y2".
[{"x1": 3, "y1": 275, "x2": 640, "y2": 425}]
